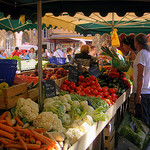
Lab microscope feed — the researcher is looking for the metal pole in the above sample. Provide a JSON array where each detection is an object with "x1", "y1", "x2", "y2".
[
  {"x1": 37, "y1": 0, "x2": 43, "y2": 112},
  {"x1": 112, "y1": 12, "x2": 114, "y2": 30}
]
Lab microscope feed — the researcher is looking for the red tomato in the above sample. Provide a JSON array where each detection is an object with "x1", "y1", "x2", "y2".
[
  {"x1": 112, "y1": 97, "x2": 117, "y2": 102},
  {"x1": 67, "y1": 86, "x2": 71, "y2": 92},
  {"x1": 96, "y1": 95, "x2": 103, "y2": 99},
  {"x1": 76, "y1": 87, "x2": 82, "y2": 91},
  {"x1": 64, "y1": 79, "x2": 71, "y2": 85},
  {"x1": 109, "y1": 88, "x2": 116, "y2": 94},
  {"x1": 102, "y1": 87, "x2": 109, "y2": 92},
  {"x1": 79, "y1": 85, "x2": 83, "y2": 89},
  {"x1": 90, "y1": 80, "x2": 95, "y2": 85},
  {"x1": 85, "y1": 77, "x2": 90, "y2": 82},
  {"x1": 70, "y1": 84, "x2": 76, "y2": 90},
  {"x1": 91, "y1": 85, "x2": 96, "y2": 89},
  {"x1": 76, "y1": 91, "x2": 80, "y2": 94},
  {"x1": 70, "y1": 90, "x2": 75, "y2": 93},
  {"x1": 77, "y1": 81, "x2": 82, "y2": 86},
  {"x1": 80, "y1": 91, "x2": 86, "y2": 96},
  {"x1": 61, "y1": 85, "x2": 67, "y2": 91},
  {"x1": 105, "y1": 99, "x2": 112, "y2": 106},
  {"x1": 113, "y1": 88, "x2": 117, "y2": 92},
  {"x1": 111, "y1": 93, "x2": 117, "y2": 98},
  {"x1": 98, "y1": 92, "x2": 104, "y2": 97},
  {"x1": 93, "y1": 89, "x2": 98, "y2": 95},
  {"x1": 95, "y1": 79, "x2": 98, "y2": 84},
  {"x1": 106, "y1": 95, "x2": 112, "y2": 100},
  {"x1": 97, "y1": 86, "x2": 102, "y2": 92},
  {"x1": 81, "y1": 82, "x2": 87, "y2": 87},
  {"x1": 79, "y1": 75, "x2": 85, "y2": 82},
  {"x1": 90, "y1": 75, "x2": 96, "y2": 81},
  {"x1": 104, "y1": 91, "x2": 109, "y2": 97}
]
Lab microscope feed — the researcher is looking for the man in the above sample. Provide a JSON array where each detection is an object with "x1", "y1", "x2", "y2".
[
  {"x1": 12, "y1": 47, "x2": 21, "y2": 57},
  {"x1": 75, "y1": 39, "x2": 86, "y2": 54},
  {"x1": 53, "y1": 45, "x2": 66, "y2": 57}
]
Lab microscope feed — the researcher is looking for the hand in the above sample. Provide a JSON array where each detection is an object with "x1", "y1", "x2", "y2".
[{"x1": 136, "y1": 95, "x2": 141, "y2": 104}]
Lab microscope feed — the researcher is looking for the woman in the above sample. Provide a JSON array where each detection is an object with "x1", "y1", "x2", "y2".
[
  {"x1": 29, "y1": 47, "x2": 36, "y2": 60},
  {"x1": 66, "y1": 47, "x2": 73, "y2": 63},
  {"x1": 133, "y1": 33, "x2": 150, "y2": 127},
  {"x1": 122, "y1": 36, "x2": 137, "y2": 62},
  {"x1": 0, "y1": 50, "x2": 5, "y2": 59},
  {"x1": 42, "y1": 48, "x2": 47, "y2": 58},
  {"x1": 70, "y1": 44, "x2": 97, "y2": 67},
  {"x1": 24, "y1": 50, "x2": 29, "y2": 60}
]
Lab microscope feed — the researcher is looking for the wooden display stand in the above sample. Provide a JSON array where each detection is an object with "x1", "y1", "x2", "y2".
[{"x1": 0, "y1": 83, "x2": 28, "y2": 110}]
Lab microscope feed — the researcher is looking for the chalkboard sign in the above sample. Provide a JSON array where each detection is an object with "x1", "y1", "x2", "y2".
[
  {"x1": 68, "y1": 66, "x2": 79, "y2": 83},
  {"x1": 44, "y1": 79, "x2": 56, "y2": 98},
  {"x1": 89, "y1": 65, "x2": 101, "y2": 78}
]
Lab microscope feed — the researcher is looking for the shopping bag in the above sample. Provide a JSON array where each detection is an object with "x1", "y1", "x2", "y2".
[{"x1": 110, "y1": 28, "x2": 120, "y2": 47}]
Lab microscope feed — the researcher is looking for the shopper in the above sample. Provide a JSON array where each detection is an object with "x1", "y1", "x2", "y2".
[
  {"x1": 75, "y1": 39, "x2": 86, "y2": 54},
  {"x1": 133, "y1": 33, "x2": 150, "y2": 127},
  {"x1": 89, "y1": 46, "x2": 97, "y2": 57},
  {"x1": 0, "y1": 49, "x2": 5, "y2": 59},
  {"x1": 24, "y1": 50, "x2": 29, "y2": 60},
  {"x1": 53, "y1": 45, "x2": 66, "y2": 58},
  {"x1": 12, "y1": 47, "x2": 21, "y2": 57},
  {"x1": 122, "y1": 36, "x2": 137, "y2": 62},
  {"x1": 66, "y1": 47, "x2": 73, "y2": 63},
  {"x1": 29, "y1": 47, "x2": 36, "y2": 60}
]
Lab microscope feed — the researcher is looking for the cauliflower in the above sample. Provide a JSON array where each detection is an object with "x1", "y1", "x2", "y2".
[
  {"x1": 59, "y1": 96, "x2": 68, "y2": 103},
  {"x1": 65, "y1": 128, "x2": 84, "y2": 145},
  {"x1": 63, "y1": 103, "x2": 71, "y2": 111},
  {"x1": 62, "y1": 114, "x2": 71, "y2": 125},
  {"x1": 15, "y1": 98, "x2": 39, "y2": 122},
  {"x1": 71, "y1": 101, "x2": 80, "y2": 107},
  {"x1": 63, "y1": 94, "x2": 72, "y2": 103},
  {"x1": 44, "y1": 98, "x2": 54, "y2": 105},
  {"x1": 33, "y1": 112, "x2": 66, "y2": 133}
]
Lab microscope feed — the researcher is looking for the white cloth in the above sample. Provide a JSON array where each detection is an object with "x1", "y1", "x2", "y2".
[
  {"x1": 53, "y1": 49, "x2": 63, "y2": 57},
  {"x1": 75, "y1": 47, "x2": 80, "y2": 54},
  {"x1": 133, "y1": 49, "x2": 150, "y2": 94}
]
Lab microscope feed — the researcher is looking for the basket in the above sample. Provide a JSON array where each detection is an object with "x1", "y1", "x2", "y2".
[
  {"x1": 0, "y1": 59, "x2": 17, "y2": 86},
  {"x1": 112, "y1": 58, "x2": 131, "y2": 72},
  {"x1": 49, "y1": 57, "x2": 66, "y2": 65}
]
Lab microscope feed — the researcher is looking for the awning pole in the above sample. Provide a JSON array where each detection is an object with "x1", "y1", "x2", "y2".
[
  {"x1": 37, "y1": 0, "x2": 43, "y2": 112},
  {"x1": 112, "y1": 12, "x2": 114, "y2": 30}
]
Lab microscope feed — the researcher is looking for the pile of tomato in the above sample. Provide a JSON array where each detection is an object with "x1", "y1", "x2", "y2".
[{"x1": 60, "y1": 75, "x2": 118, "y2": 106}]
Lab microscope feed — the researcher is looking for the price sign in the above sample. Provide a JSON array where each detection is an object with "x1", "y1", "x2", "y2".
[
  {"x1": 68, "y1": 65, "x2": 79, "y2": 83},
  {"x1": 44, "y1": 79, "x2": 56, "y2": 98},
  {"x1": 89, "y1": 65, "x2": 101, "y2": 78}
]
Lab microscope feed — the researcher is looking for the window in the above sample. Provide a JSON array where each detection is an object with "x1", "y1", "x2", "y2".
[
  {"x1": 5, "y1": 31, "x2": 14, "y2": 55},
  {"x1": 43, "y1": 28, "x2": 48, "y2": 39},
  {"x1": 22, "y1": 32, "x2": 29, "y2": 44}
]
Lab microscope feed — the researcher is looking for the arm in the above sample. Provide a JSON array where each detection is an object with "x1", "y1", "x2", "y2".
[{"x1": 136, "y1": 64, "x2": 145, "y2": 104}]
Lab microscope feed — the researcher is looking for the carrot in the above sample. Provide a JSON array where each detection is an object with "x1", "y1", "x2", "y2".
[
  {"x1": 0, "y1": 120, "x2": 6, "y2": 124},
  {"x1": 25, "y1": 137, "x2": 30, "y2": 143},
  {"x1": 30, "y1": 136, "x2": 36, "y2": 144},
  {"x1": 33, "y1": 128, "x2": 46, "y2": 133},
  {"x1": 15, "y1": 116, "x2": 24, "y2": 126},
  {"x1": 0, "y1": 143, "x2": 4, "y2": 148},
  {"x1": 17, "y1": 132, "x2": 27, "y2": 150},
  {"x1": 0, "y1": 111, "x2": 8, "y2": 120},
  {"x1": 30, "y1": 129, "x2": 52, "y2": 146},
  {"x1": 0, "y1": 138, "x2": 9, "y2": 144},
  {"x1": 39, "y1": 148, "x2": 48, "y2": 150},
  {"x1": 26, "y1": 143, "x2": 41, "y2": 149},
  {"x1": 5, "y1": 144, "x2": 25, "y2": 149},
  {"x1": 41, "y1": 144, "x2": 48, "y2": 148},
  {"x1": 36, "y1": 140, "x2": 41, "y2": 146},
  {"x1": 0, "y1": 123, "x2": 15, "y2": 133},
  {"x1": 5, "y1": 116, "x2": 13, "y2": 126},
  {"x1": 0, "y1": 129, "x2": 14, "y2": 140}
]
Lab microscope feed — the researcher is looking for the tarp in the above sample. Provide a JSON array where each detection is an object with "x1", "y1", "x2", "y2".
[{"x1": 43, "y1": 12, "x2": 150, "y2": 36}]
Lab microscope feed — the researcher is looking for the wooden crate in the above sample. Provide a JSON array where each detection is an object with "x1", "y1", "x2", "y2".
[
  {"x1": 0, "y1": 83, "x2": 28, "y2": 110},
  {"x1": 28, "y1": 87, "x2": 38, "y2": 101},
  {"x1": 129, "y1": 94, "x2": 135, "y2": 114},
  {"x1": 55, "y1": 75, "x2": 68, "y2": 88},
  {"x1": 104, "y1": 129, "x2": 115, "y2": 150}
]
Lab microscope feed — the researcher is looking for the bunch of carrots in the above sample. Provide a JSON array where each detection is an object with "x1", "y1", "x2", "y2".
[{"x1": 0, "y1": 111, "x2": 59, "y2": 150}]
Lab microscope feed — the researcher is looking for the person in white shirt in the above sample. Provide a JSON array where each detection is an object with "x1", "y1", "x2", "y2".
[
  {"x1": 53, "y1": 45, "x2": 65, "y2": 57},
  {"x1": 133, "y1": 33, "x2": 150, "y2": 127},
  {"x1": 75, "y1": 40, "x2": 86, "y2": 54}
]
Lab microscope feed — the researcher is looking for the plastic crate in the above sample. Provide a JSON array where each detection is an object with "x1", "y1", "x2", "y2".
[
  {"x1": 0, "y1": 59, "x2": 17, "y2": 86},
  {"x1": 49, "y1": 57, "x2": 66, "y2": 65}
]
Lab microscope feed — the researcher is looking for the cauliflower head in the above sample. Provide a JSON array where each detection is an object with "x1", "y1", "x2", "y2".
[
  {"x1": 33, "y1": 112, "x2": 66, "y2": 133},
  {"x1": 15, "y1": 98, "x2": 39, "y2": 122}
]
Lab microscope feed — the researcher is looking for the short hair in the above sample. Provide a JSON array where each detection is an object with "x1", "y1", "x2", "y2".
[
  {"x1": 67, "y1": 47, "x2": 72, "y2": 53},
  {"x1": 122, "y1": 36, "x2": 136, "y2": 51},
  {"x1": 80, "y1": 45, "x2": 90, "y2": 54},
  {"x1": 30, "y1": 47, "x2": 35, "y2": 52},
  {"x1": 90, "y1": 46, "x2": 96, "y2": 50},
  {"x1": 15, "y1": 47, "x2": 19, "y2": 50}
]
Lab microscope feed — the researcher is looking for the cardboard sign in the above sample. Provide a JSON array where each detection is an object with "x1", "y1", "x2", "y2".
[
  {"x1": 89, "y1": 65, "x2": 101, "y2": 78},
  {"x1": 68, "y1": 66, "x2": 79, "y2": 83},
  {"x1": 44, "y1": 79, "x2": 56, "y2": 98}
]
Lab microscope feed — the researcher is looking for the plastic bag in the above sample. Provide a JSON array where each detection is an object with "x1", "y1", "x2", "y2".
[{"x1": 110, "y1": 28, "x2": 120, "y2": 47}]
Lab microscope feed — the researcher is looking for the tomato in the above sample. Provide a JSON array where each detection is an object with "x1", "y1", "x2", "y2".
[
  {"x1": 81, "y1": 82, "x2": 87, "y2": 88},
  {"x1": 105, "y1": 99, "x2": 112, "y2": 106},
  {"x1": 85, "y1": 77, "x2": 90, "y2": 82},
  {"x1": 97, "y1": 86, "x2": 102, "y2": 92},
  {"x1": 79, "y1": 75, "x2": 85, "y2": 82},
  {"x1": 93, "y1": 89, "x2": 98, "y2": 95},
  {"x1": 80, "y1": 91, "x2": 86, "y2": 96},
  {"x1": 91, "y1": 85, "x2": 96, "y2": 89},
  {"x1": 102, "y1": 87, "x2": 109, "y2": 92},
  {"x1": 64, "y1": 79, "x2": 71, "y2": 85},
  {"x1": 70, "y1": 84, "x2": 76, "y2": 90},
  {"x1": 67, "y1": 86, "x2": 71, "y2": 92},
  {"x1": 104, "y1": 91, "x2": 109, "y2": 97},
  {"x1": 79, "y1": 85, "x2": 83, "y2": 89},
  {"x1": 87, "y1": 82, "x2": 91, "y2": 86},
  {"x1": 77, "y1": 81, "x2": 82, "y2": 86},
  {"x1": 113, "y1": 88, "x2": 117, "y2": 92},
  {"x1": 76, "y1": 91, "x2": 80, "y2": 94},
  {"x1": 109, "y1": 88, "x2": 116, "y2": 94},
  {"x1": 96, "y1": 95, "x2": 103, "y2": 99},
  {"x1": 98, "y1": 92, "x2": 104, "y2": 97},
  {"x1": 90, "y1": 80, "x2": 95, "y2": 85},
  {"x1": 95, "y1": 79, "x2": 98, "y2": 84},
  {"x1": 76, "y1": 87, "x2": 82, "y2": 91},
  {"x1": 111, "y1": 93, "x2": 117, "y2": 98},
  {"x1": 106, "y1": 95, "x2": 112, "y2": 100},
  {"x1": 70, "y1": 90, "x2": 75, "y2": 93},
  {"x1": 112, "y1": 97, "x2": 117, "y2": 102},
  {"x1": 61, "y1": 85, "x2": 67, "y2": 91},
  {"x1": 90, "y1": 75, "x2": 96, "y2": 81}
]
